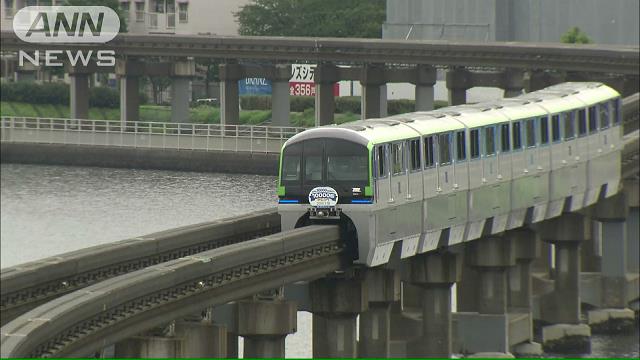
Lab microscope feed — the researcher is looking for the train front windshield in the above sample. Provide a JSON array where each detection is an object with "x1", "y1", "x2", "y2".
[{"x1": 279, "y1": 138, "x2": 370, "y2": 204}]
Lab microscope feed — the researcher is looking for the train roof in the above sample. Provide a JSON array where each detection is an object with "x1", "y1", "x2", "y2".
[{"x1": 282, "y1": 82, "x2": 620, "y2": 148}]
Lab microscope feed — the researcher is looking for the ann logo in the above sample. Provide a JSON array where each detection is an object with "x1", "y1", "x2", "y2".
[
  {"x1": 13, "y1": 6, "x2": 119, "y2": 43},
  {"x1": 26, "y1": 11, "x2": 105, "y2": 38}
]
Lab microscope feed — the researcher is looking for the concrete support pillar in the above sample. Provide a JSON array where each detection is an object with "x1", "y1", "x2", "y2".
[
  {"x1": 358, "y1": 268, "x2": 400, "y2": 357},
  {"x1": 271, "y1": 64, "x2": 292, "y2": 127},
  {"x1": 414, "y1": 64, "x2": 437, "y2": 111},
  {"x1": 114, "y1": 336, "x2": 180, "y2": 358},
  {"x1": 539, "y1": 213, "x2": 591, "y2": 353},
  {"x1": 587, "y1": 192, "x2": 637, "y2": 334},
  {"x1": 314, "y1": 63, "x2": 339, "y2": 126},
  {"x1": 455, "y1": 236, "x2": 516, "y2": 355},
  {"x1": 524, "y1": 69, "x2": 565, "y2": 92},
  {"x1": 171, "y1": 78, "x2": 190, "y2": 123},
  {"x1": 236, "y1": 299, "x2": 297, "y2": 358},
  {"x1": 503, "y1": 68, "x2": 524, "y2": 98},
  {"x1": 219, "y1": 63, "x2": 243, "y2": 126},
  {"x1": 446, "y1": 67, "x2": 471, "y2": 105},
  {"x1": 69, "y1": 71, "x2": 89, "y2": 119},
  {"x1": 311, "y1": 272, "x2": 368, "y2": 358},
  {"x1": 408, "y1": 251, "x2": 460, "y2": 357},
  {"x1": 627, "y1": 179, "x2": 640, "y2": 273},
  {"x1": 174, "y1": 320, "x2": 227, "y2": 358},
  {"x1": 115, "y1": 60, "x2": 143, "y2": 126},
  {"x1": 507, "y1": 228, "x2": 538, "y2": 312},
  {"x1": 361, "y1": 64, "x2": 386, "y2": 120},
  {"x1": 169, "y1": 60, "x2": 195, "y2": 123}
]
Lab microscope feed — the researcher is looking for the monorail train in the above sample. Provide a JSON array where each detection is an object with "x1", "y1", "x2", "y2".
[{"x1": 277, "y1": 82, "x2": 622, "y2": 267}]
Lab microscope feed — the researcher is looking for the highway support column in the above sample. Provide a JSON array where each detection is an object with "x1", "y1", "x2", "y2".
[
  {"x1": 414, "y1": 65, "x2": 437, "y2": 111},
  {"x1": 361, "y1": 63, "x2": 387, "y2": 119},
  {"x1": 236, "y1": 298, "x2": 297, "y2": 358},
  {"x1": 174, "y1": 318, "x2": 227, "y2": 358},
  {"x1": 219, "y1": 63, "x2": 243, "y2": 126},
  {"x1": 524, "y1": 69, "x2": 565, "y2": 92},
  {"x1": 407, "y1": 251, "x2": 460, "y2": 357},
  {"x1": 506, "y1": 228, "x2": 543, "y2": 357},
  {"x1": 358, "y1": 268, "x2": 400, "y2": 357},
  {"x1": 455, "y1": 235, "x2": 516, "y2": 356},
  {"x1": 170, "y1": 59, "x2": 195, "y2": 123},
  {"x1": 588, "y1": 189, "x2": 637, "y2": 334},
  {"x1": 314, "y1": 63, "x2": 339, "y2": 126},
  {"x1": 68, "y1": 65, "x2": 90, "y2": 120},
  {"x1": 446, "y1": 67, "x2": 471, "y2": 105},
  {"x1": 503, "y1": 68, "x2": 524, "y2": 98},
  {"x1": 115, "y1": 60, "x2": 143, "y2": 126},
  {"x1": 538, "y1": 213, "x2": 591, "y2": 354},
  {"x1": 311, "y1": 271, "x2": 368, "y2": 358},
  {"x1": 271, "y1": 64, "x2": 292, "y2": 127}
]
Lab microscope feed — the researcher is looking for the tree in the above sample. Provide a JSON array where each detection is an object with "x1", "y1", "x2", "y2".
[
  {"x1": 561, "y1": 27, "x2": 592, "y2": 44},
  {"x1": 64, "y1": 0, "x2": 128, "y2": 33},
  {"x1": 235, "y1": 0, "x2": 386, "y2": 38}
]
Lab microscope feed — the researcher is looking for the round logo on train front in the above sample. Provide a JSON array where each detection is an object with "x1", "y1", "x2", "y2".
[{"x1": 308, "y1": 187, "x2": 339, "y2": 208}]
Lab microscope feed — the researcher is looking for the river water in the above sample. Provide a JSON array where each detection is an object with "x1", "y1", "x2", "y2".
[{"x1": 1, "y1": 163, "x2": 637, "y2": 358}]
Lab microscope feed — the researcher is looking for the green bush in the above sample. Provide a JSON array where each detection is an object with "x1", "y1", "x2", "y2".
[
  {"x1": 0, "y1": 82, "x2": 147, "y2": 108},
  {"x1": 388, "y1": 99, "x2": 415, "y2": 115},
  {"x1": 89, "y1": 87, "x2": 119, "y2": 108},
  {"x1": 336, "y1": 96, "x2": 361, "y2": 114},
  {"x1": 290, "y1": 96, "x2": 315, "y2": 112},
  {"x1": 240, "y1": 95, "x2": 271, "y2": 110}
]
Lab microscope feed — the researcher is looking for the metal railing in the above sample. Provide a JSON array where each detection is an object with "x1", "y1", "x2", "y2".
[{"x1": 0, "y1": 117, "x2": 307, "y2": 153}]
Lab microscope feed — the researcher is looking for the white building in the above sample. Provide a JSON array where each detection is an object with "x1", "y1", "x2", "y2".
[{"x1": 1, "y1": 0, "x2": 250, "y2": 35}]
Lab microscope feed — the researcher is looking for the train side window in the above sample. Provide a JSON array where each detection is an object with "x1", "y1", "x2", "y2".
[
  {"x1": 525, "y1": 118, "x2": 536, "y2": 147},
  {"x1": 588, "y1": 106, "x2": 598, "y2": 133},
  {"x1": 500, "y1": 123, "x2": 510, "y2": 152},
  {"x1": 470, "y1": 129, "x2": 480, "y2": 159},
  {"x1": 376, "y1": 145, "x2": 387, "y2": 178},
  {"x1": 484, "y1": 126, "x2": 496, "y2": 156},
  {"x1": 408, "y1": 138, "x2": 421, "y2": 171},
  {"x1": 613, "y1": 98, "x2": 621, "y2": 125},
  {"x1": 391, "y1": 142, "x2": 405, "y2": 175},
  {"x1": 424, "y1": 136, "x2": 435, "y2": 168},
  {"x1": 563, "y1": 112, "x2": 575, "y2": 140},
  {"x1": 456, "y1": 131, "x2": 467, "y2": 161},
  {"x1": 438, "y1": 133, "x2": 452, "y2": 165},
  {"x1": 599, "y1": 102, "x2": 610, "y2": 129},
  {"x1": 512, "y1": 121, "x2": 522, "y2": 150},
  {"x1": 551, "y1": 115, "x2": 561, "y2": 142},
  {"x1": 540, "y1": 116, "x2": 549, "y2": 145},
  {"x1": 578, "y1": 109, "x2": 587, "y2": 136}
]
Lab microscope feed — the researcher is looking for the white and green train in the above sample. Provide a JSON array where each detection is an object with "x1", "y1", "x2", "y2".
[{"x1": 277, "y1": 82, "x2": 622, "y2": 267}]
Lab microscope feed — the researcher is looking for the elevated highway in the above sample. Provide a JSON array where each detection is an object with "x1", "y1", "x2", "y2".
[{"x1": 1, "y1": 31, "x2": 638, "y2": 74}]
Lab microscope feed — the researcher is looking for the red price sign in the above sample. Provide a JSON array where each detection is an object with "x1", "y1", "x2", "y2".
[{"x1": 289, "y1": 82, "x2": 340, "y2": 96}]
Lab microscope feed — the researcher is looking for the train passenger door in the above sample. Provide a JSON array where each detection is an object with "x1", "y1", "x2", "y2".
[
  {"x1": 575, "y1": 108, "x2": 589, "y2": 162},
  {"x1": 374, "y1": 144, "x2": 391, "y2": 203},
  {"x1": 498, "y1": 123, "x2": 514, "y2": 179},
  {"x1": 423, "y1": 135, "x2": 438, "y2": 199},
  {"x1": 436, "y1": 132, "x2": 455, "y2": 194},
  {"x1": 597, "y1": 101, "x2": 614, "y2": 155},
  {"x1": 550, "y1": 114, "x2": 566, "y2": 170},
  {"x1": 587, "y1": 106, "x2": 601, "y2": 159},
  {"x1": 481, "y1": 125, "x2": 498, "y2": 182},
  {"x1": 523, "y1": 118, "x2": 539, "y2": 173},
  {"x1": 538, "y1": 116, "x2": 551, "y2": 172}
]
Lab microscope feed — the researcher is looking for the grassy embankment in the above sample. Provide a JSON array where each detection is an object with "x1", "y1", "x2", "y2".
[{"x1": 0, "y1": 101, "x2": 361, "y2": 127}]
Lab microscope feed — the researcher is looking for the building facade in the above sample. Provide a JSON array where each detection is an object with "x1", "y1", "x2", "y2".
[
  {"x1": 1, "y1": 0, "x2": 250, "y2": 35},
  {"x1": 383, "y1": 0, "x2": 640, "y2": 45}
]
